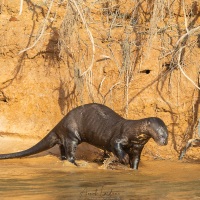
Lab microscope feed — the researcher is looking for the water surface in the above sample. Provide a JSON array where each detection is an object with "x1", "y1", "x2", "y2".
[{"x1": 0, "y1": 156, "x2": 200, "y2": 200}]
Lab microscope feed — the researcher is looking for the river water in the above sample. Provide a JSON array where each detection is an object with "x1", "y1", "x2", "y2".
[{"x1": 0, "y1": 156, "x2": 200, "y2": 200}]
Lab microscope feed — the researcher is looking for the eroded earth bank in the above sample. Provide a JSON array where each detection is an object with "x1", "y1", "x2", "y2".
[{"x1": 0, "y1": 0, "x2": 200, "y2": 199}]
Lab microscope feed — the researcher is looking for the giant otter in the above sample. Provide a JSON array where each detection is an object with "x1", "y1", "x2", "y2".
[{"x1": 0, "y1": 103, "x2": 168, "y2": 170}]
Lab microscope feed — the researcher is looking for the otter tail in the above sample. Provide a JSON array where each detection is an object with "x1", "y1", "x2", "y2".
[{"x1": 0, "y1": 132, "x2": 59, "y2": 159}]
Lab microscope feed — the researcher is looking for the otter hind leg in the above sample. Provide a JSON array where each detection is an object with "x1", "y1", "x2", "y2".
[
  {"x1": 63, "y1": 139, "x2": 79, "y2": 166},
  {"x1": 111, "y1": 138, "x2": 129, "y2": 165},
  {"x1": 59, "y1": 144, "x2": 67, "y2": 160}
]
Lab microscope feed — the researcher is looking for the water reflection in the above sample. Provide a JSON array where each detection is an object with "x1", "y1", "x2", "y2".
[{"x1": 0, "y1": 157, "x2": 200, "y2": 200}]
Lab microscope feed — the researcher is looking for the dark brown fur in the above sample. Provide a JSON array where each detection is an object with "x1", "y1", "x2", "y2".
[{"x1": 0, "y1": 103, "x2": 168, "y2": 170}]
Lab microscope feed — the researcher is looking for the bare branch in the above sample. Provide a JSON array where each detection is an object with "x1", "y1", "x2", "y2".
[
  {"x1": 177, "y1": 46, "x2": 200, "y2": 90},
  {"x1": 182, "y1": 0, "x2": 189, "y2": 34},
  {"x1": 70, "y1": 0, "x2": 95, "y2": 77},
  {"x1": 19, "y1": 0, "x2": 23, "y2": 15},
  {"x1": 175, "y1": 26, "x2": 200, "y2": 47},
  {"x1": 19, "y1": 0, "x2": 54, "y2": 54}
]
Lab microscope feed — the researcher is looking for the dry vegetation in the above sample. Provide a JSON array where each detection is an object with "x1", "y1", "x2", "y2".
[
  {"x1": 20, "y1": 0, "x2": 200, "y2": 107},
  {"x1": 0, "y1": 0, "x2": 200, "y2": 158}
]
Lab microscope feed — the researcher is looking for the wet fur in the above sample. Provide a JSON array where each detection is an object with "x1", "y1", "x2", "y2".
[{"x1": 0, "y1": 103, "x2": 168, "y2": 170}]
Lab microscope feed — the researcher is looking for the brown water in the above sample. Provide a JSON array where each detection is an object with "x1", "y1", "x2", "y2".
[{"x1": 0, "y1": 156, "x2": 200, "y2": 200}]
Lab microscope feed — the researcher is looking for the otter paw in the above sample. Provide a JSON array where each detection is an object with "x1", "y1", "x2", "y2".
[{"x1": 121, "y1": 154, "x2": 129, "y2": 164}]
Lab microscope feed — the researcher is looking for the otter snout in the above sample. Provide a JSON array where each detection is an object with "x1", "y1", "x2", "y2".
[
  {"x1": 155, "y1": 127, "x2": 168, "y2": 146},
  {"x1": 152, "y1": 134, "x2": 168, "y2": 146},
  {"x1": 148, "y1": 118, "x2": 169, "y2": 146},
  {"x1": 158, "y1": 138, "x2": 168, "y2": 146}
]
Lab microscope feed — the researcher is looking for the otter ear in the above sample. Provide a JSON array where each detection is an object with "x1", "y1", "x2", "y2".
[{"x1": 147, "y1": 120, "x2": 151, "y2": 125}]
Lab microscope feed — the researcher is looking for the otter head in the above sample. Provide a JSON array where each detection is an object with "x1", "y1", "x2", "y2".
[{"x1": 147, "y1": 118, "x2": 168, "y2": 146}]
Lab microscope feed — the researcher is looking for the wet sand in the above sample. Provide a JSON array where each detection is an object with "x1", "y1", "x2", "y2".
[{"x1": 0, "y1": 155, "x2": 200, "y2": 200}]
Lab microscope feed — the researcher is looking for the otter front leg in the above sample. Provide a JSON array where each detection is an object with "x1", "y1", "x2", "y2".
[
  {"x1": 128, "y1": 145, "x2": 144, "y2": 170},
  {"x1": 111, "y1": 138, "x2": 129, "y2": 164}
]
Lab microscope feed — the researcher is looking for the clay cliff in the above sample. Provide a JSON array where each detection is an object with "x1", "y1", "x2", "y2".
[{"x1": 0, "y1": 0, "x2": 200, "y2": 160}]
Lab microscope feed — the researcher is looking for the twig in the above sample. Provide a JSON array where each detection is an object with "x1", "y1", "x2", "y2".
[
  {"x1": 19, "y1": 0, "x2": 23, "y2": 15},
  {"x1": 174, "y1": 0, "x2": 200, "y2": 90},
  {"x1": 177, "y1": 46, "x2": 200, "y2": 90},
  {"x1": 98, "y1": 77, "x2": 106, "y2": 93},
  {"x1": 182, "y1": 0, "x2": 189, "y2": 34},
  {"x1": 175, "y1": 26, "x2": 200, "y2": 47},
  {"x1": 19, "y1": 0, "x2": 54, "y2": 54},
  {"x1": 70, "y1": 0, "x2": 95, "y2": 77}
]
